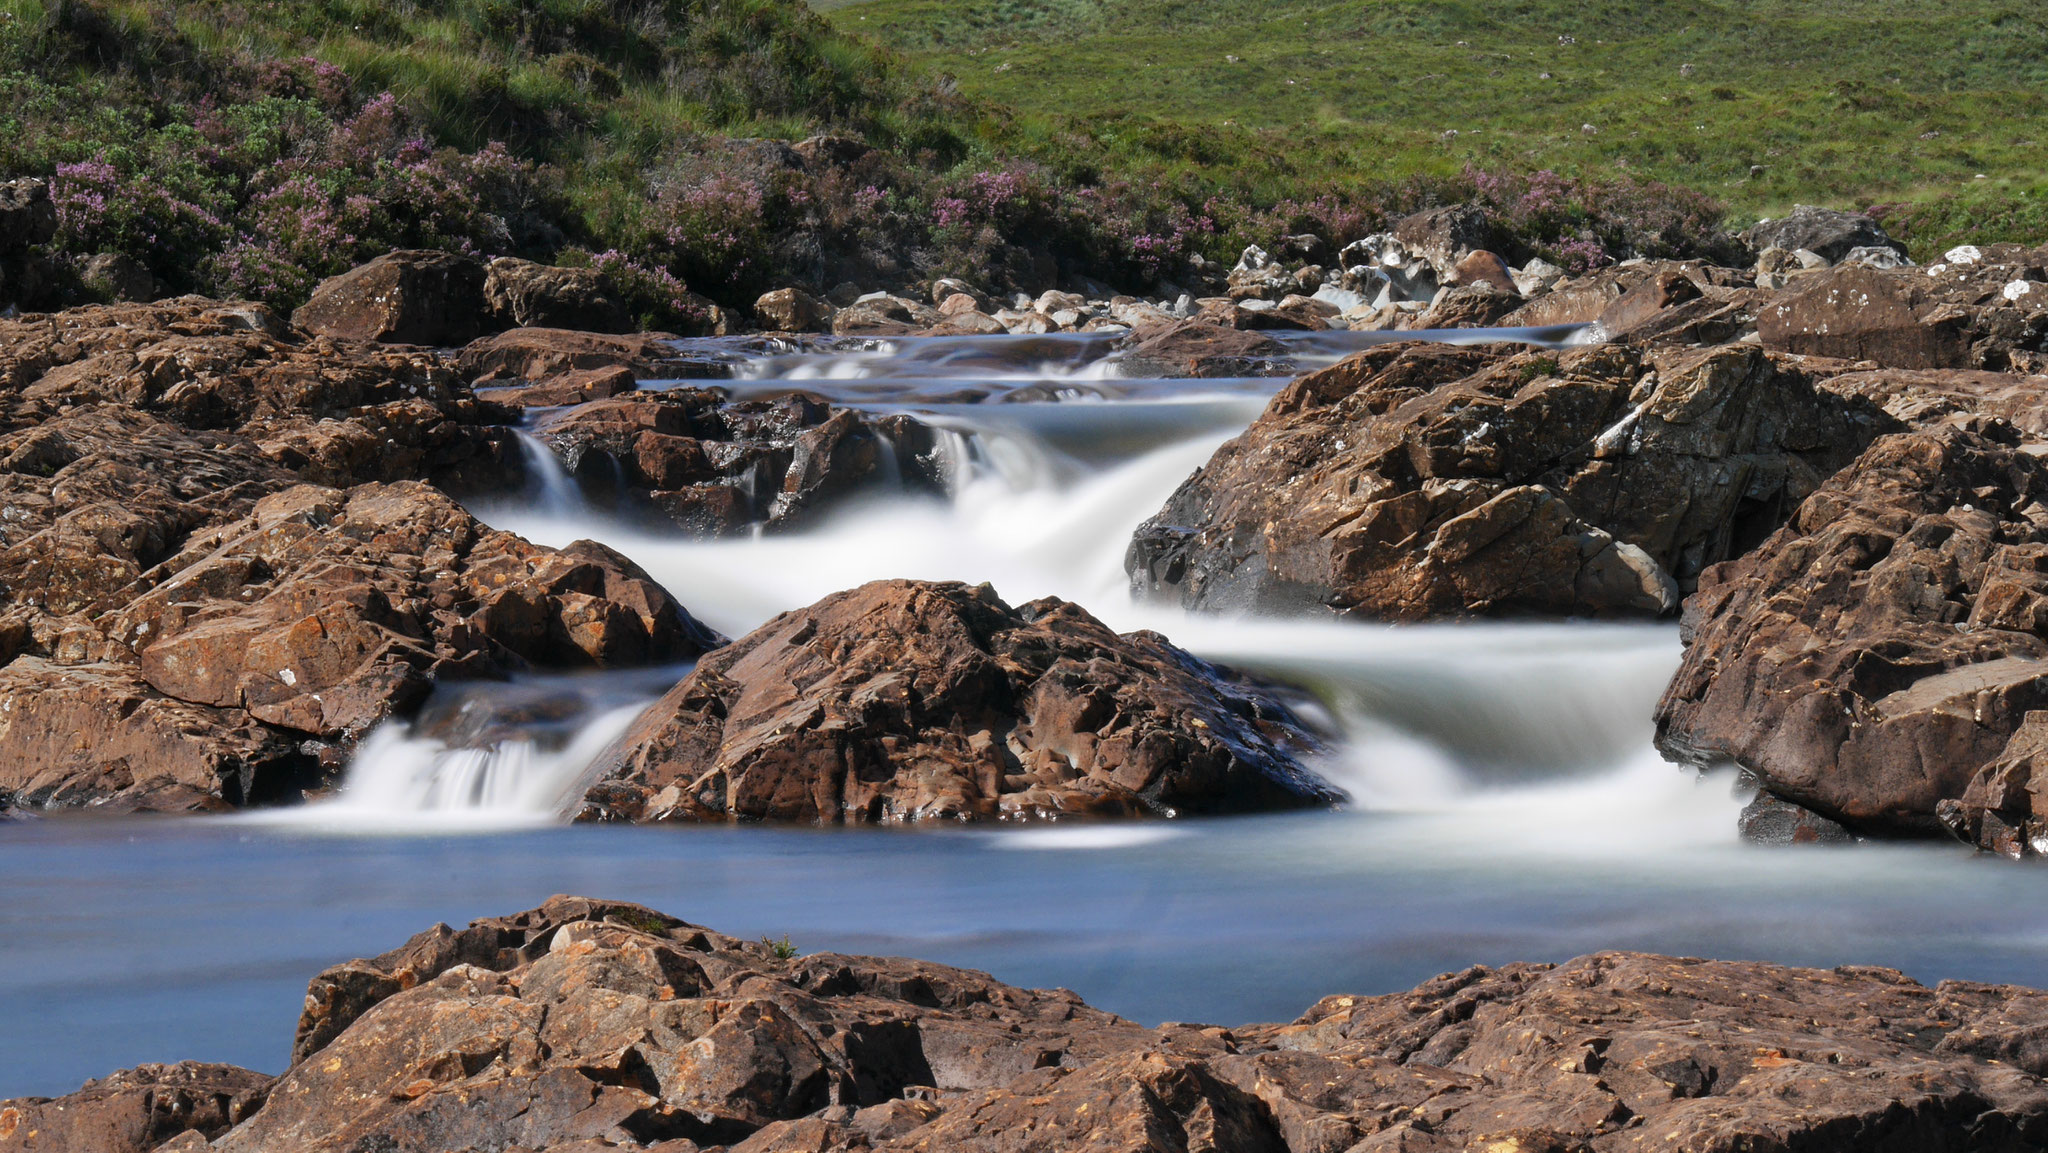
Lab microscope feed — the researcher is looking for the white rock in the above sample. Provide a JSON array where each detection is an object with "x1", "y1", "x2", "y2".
[
  {"x1": 1311, "y1": 285, "x2": 1367, "y2": 312},
  {"x1": 1944, "y1": 245, "x2": 1984, "y2": 266},
  {"x1": 2005, "y1": 280, "x2": 2036, "y2": 302}
]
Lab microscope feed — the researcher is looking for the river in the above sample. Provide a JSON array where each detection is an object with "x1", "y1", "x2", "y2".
[{"x1": 5, "y1": 329, "x2": 2043, "y2": 1099}]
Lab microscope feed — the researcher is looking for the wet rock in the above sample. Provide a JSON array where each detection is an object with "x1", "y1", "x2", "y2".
[
  {"x1": 101, "y1": 481, "x2": 722, "y2": 741},
  {"x1": 292, "y1": 250, "x2": 490, "y2": 346},
  {"x1": 1655, "y1": 426, "x2": 2048, "y2": 842},
  {"x1": 1740, "y1": 204, "x2": 1908, "y2": 264},
  {"x1": 48, "y1": 897, "x2": 2048, "y2": 1153},
  {"x1": 754, "y1": 287, "x2": 834, "y2": 333},
  {"x1": 1114, "y1": 319, "x2": 1295, "y2": 377},
  {"x1": 579, "y1": 579, "x2": 1340, "y2": 823},
  {"x1": 534, "y1": 389, "x2": 944, "y2": 536},
  {"x1": 483, "y1": 257, "x2": 629, "y2": 333},
  {"x1": 1737, "y1": 791, "x2": 1857, "y2": 845},
  {"x1": 1130, "y1": 342, "x2": 1893, "y2": 619},
  {"x1": 478, "y1": 365, "x2": 639, "y2": 409},
  {"x1": 0, "y1": 1061, "x2": 269, "y2": 1153}
]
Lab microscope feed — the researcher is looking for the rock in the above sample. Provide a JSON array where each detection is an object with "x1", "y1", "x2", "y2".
[
  {"x1": 830, "y1": 296, "x2": 931, "y2": 336},
  {"x1": 483, "y1": 257, "x2": 629, "y2": 333},
  {"x1": 1740, "y1": 204, "x2": 1908, "y2": 264},
  {"x1": 578, "y1": 579, "x2": 1340, "y2": 823},
  {"x1": 100, "y1": 481, "x2": 722, "y2": 741},
  {"x1": 928, "y1": 278, "x2": 990, "y2": 311},
  {"x1": 45, "y1": 897, "x2": 2048, "y2": 1153},
  {"x1": 456, "y1": 327, "x2": 694, "y2": 383},
  {"x1": 477, "y1": 364, "x2": 639, "y2": 409},
  {"x1": 1113, "y1": 319, "x2": 1300, "y2": 377},
  {"x1": 1594, "y1": 268, "x2": 1702, "y2": 337},
  {"x1": 1128, "y1": 342, "x2": 1895, "y2": 619},
  {"x1": 1655, "y1": 426, "x2": 2048, "y2": 842},
  {"x1": 1392, "y1": 204, "x2": 1502, "y2": 280},
  {"x1": 0, "y1": 658, "x2": 316, "y2": 811},
  {"x1": 1817, "y1": 367, "x2": 2048, "y2": 442},
  {"x1": 1452, "y1": 249, "x2": 1518, "y2": 294},
  {"x1": 79, "y1": 253, "x2": 153, "y2": 302},
  {"x1": 922, "y1": 309, "x2": 1007, "y2": 336},
  {"x1": 1227, "y1": 245, "x2": 1297, "y2": 302},
  {"x1": 292, "y1": 250, "x2": 490, "y2": 346},
  {"x1": 1758, "y1": 264, "x2": 1973, "y2": 368},
  {"x1": 0, "y1": 178, "x2": 57, "y2": 254},
  {"x1": 1404, "y1": 281, "x2": 1519, "y2": 329},
  {"x1": 1511, "y1": 257, "x2": 1566, "y2": 297},
  {"x1": 0, "y1": 1062, "x2": 269, "y2": 1153},
  {"x1": 753, "y1": 287, "x2": 834, "y2": 332},
  {"x1": 534, "y1": 389, "x2": 944, "y2": 537},
  {"x1": 1737, "y1": 791, "x2": 1856, "y2": 845}
]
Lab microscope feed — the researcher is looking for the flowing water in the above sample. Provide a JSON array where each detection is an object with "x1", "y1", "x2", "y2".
[{"x1": 8, "y1": 327, "x2": 2048, "y2": 1098}]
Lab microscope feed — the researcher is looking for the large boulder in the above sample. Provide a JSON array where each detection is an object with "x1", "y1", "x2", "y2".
[
  {"x1": 1656, "y1": 425, "x2": 2048, "y2": 846},
  {"x1": 0, "y1": 178, "x2": 57, "y2": 309},
  {"x1": 0, "y1": 479, "x2": 722, "y2": 812},
  {"x1": 535, "y1": 389, "x2": 944, "y2": 536},
  {"x1": 482, "y1": 257, "x2": 629, "y2": 333},
  {"x1": 1128, "y1": 341, "x2": 1894, "y2": 619},
  {"x1": 30, "y1": 897, "x2": 2048, "y2": 1152},
  {"x1": 579, "y1": 579, "x2": 1340, "y2": 823},
  {"x1": 104, "y1": 481, "x2": 721, "y2": 739},
  {"x1": 1392, "y1": 204, "x2": 1504, "y2": 281},
  {"x1": 1758, "y1": 263, "x2": 1975, "y2": 368},
  {"x1": 292, "y1": 250, "x2": 490, "y2": 346},
  {"x1": 1739, "y1": 204, "x2": 1908, "y2": 264},
  {"x1": 457, "y1": 327, "x2": 694, "y2": 383},
  {"x1": 754, "y1": 286, "x2": 834, "y2": 332}
]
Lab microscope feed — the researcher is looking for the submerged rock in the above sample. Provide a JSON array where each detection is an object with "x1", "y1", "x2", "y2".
[
  {"x1": 1128, "y1": 341, "x2": 1892, "y2": 620},
  {"x1": 579, "y1": 578, "x2": 1339, "y2": 822},
  {"x1": 1656, "y1": 426, "x2": 2048, "y2": 845},
  {"x1": 24, "y1": 897, "x2": 2048, "y2": 1152}
]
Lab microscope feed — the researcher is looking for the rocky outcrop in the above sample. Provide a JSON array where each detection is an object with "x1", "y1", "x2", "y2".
[
  {"x1": 579, "y1": 579, "x2": 1339, "y2": 823},
  {"x1": 1128, "y1": 341, "x2": 1893, "y2": 619},
  {"x1": 1655, "y1": 425, "x2": 2048, "y2": 847},
  {"x1": 483, "y1": 257, "x2": 630, "y2": 333},
  {"x1": 754, "y1": 287, "x2": 834, "y2": 333},
  {"x1": 0, "y1": 479, "x2": 721, "y2": 812},
  {"x1": 24, "y1": 897, "x2": 2048, "y2": 1153},
  {"x1": 292, "y1": 250, "x2": 490, "y2": 346},
  {"x1": 457, "y1": 327, "x2": 697, "y2": 383},
  {"x1": 1739, "y1": 204, "x2": 1908, "y2": 264},
  {"x1": 535, "y1": 389, "x2": 945, "y2": 536},
  {"x1": 0, "y1": 1061, "x2": 268, "y2": 1152},
  {"x1": 1759, "y1": 258, "x2": 2048, "y2": 372}
]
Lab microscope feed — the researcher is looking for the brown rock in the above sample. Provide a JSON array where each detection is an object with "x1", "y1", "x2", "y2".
[
  {"x1": 579, "y1": 579, "x2": 1339, "y2": 823},
  {"x1": 754, "y1": 287, "x2": 834, "y2": 333},
  {"x1": 534, "y1": 389, "x2": 944, "y2": 536},
  {"x1": 292, "y1": 250, "x2": 490, "y2": 346},
  {"x1": 1129, "y1": 342, "x2": 1894, "y2": 619},
  {"x1": 1403, "y1": 281, "x2": 1518, "y2": 329},
  {"x1": 0, "y1": 658, "x2": 314, "y2": 811},
  {"x1": 1115, "y1": 319, "x2": 1295, "y2": 377},
  {"x1": 1818, "y1": 367, "x2": 2048, "y2": 441},
  {"x1": 0, "y1": 1062, "x2": 268, "y2": 1153},
  {"x1": 1453, "y1": 249, "x2": 1518, "y2": 294},
  {"x1": 457, "y1": 327, "x2": 693, "y2": 383},
  {"x1": 1595, "y1": 268, "x2": 1702, "y2": 336},
  {"x1": 1758, "y1": 264, "x2": 1973, "y2": 368},
  {"x1": 102, "y1": 481, "x2": 722, "y2": 741},
  {"x1": 1656, "y1": 425, "x2": 2048, "y2": 841},
  {"x1": 1392, "y1": 204, "x2": 1501, "y2": 280},
  {"x1": 483, "y1": 257, "x2": 629, "y2": 333},
  {"x1": 830, "y1": 296, "x2": 931, "y2": 336},
  {"x1": 48, "y1": 898, "x2": 2048, "y2": 1153},
  {"x1": 477, "y1": 365, "x2": 639, "y2": 409}
]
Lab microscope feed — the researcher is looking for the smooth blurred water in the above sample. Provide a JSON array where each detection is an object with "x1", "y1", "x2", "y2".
[{"x1": 8, "y1": 326, "x2": 2045, "y2": 1100}]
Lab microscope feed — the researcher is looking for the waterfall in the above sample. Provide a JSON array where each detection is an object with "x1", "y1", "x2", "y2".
[{"x1": 515, "y1": 430, "x2": 583, "y2": 519}]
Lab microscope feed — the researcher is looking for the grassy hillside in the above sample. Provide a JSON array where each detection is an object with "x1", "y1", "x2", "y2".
[{"x1": 831, "y1": 0, "x2": 2048, "y2": 256}]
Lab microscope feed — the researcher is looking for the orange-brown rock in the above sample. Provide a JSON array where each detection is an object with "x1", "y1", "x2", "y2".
[
  {"x1": 27, "y1": 897, "x2": 2048, "y2": 1153},
  {"x1": 483, "y1": 257, "x2": 629, "y2": 333},
  {"x1": 1114, "y1": 319, "x2": 1296, "y2": 377},
  {"x1": 456, "y1": 327, "x2": 695, "y2": 383},
  {"x1": 292, "y1": 250, "x2": 489, "y2": 346},
  {"x1": 579, "y1": 579, "x2": 1339, "y2": 823},
  {"x1": 1129, "y1": 341, "x2": 1893, "y2": 619},
  {"x1": 1656, "y1": 425, "x2": 2048, "y2": 845}
]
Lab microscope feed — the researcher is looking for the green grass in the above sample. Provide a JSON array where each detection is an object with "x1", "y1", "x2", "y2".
[{"x1": 830, "y1": 0, "x2": 2048, "y2": 254}]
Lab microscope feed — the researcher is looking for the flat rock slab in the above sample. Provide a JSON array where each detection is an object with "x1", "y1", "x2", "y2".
[{"x1": 19, "y1": 897, "x2": 2048, "y2": 1152}]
